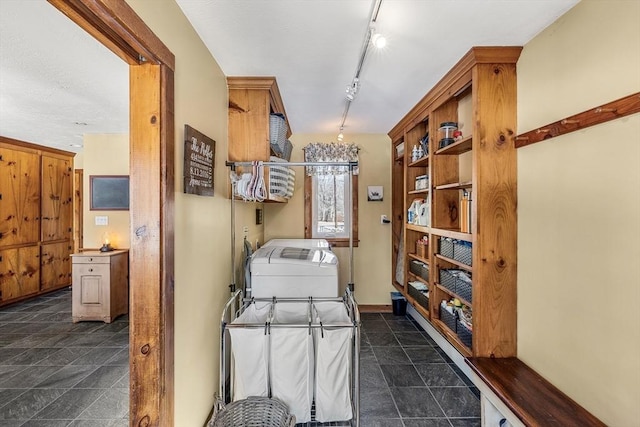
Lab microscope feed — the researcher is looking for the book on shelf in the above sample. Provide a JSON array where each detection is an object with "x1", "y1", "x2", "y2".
[{"x1": 460, "y1": 190, "x2": 472, "y2": 233}]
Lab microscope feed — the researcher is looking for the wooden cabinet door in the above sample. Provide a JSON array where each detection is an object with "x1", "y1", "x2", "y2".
[
  {"x1": 0, "y1": 245, "x2": 40, "y2": 302},
  {"x1": 40, "y1": 241, "x2": 72, "y2": 291},
  {"x1": 0, "y1": 147, "x2": 40, "y2": 246},
  {"x1": 41, "y1": 155, "x2": 73, "y2": 242}
]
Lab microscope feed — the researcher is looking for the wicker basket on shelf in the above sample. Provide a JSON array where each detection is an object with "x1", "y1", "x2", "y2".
[{"x1": 208, "y1": 397, "x2": 296, "y2": 427}]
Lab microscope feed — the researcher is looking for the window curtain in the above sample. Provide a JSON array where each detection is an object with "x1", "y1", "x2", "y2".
[{"x1": 303, "y1": 142, "x2": 359, "y2": 176}]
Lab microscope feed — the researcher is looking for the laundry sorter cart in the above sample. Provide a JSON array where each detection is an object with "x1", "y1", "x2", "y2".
[{"x1": 217, "y1": 289, "x2": 361, "y2": 426}]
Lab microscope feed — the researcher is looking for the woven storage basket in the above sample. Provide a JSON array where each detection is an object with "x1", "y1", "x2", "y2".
[
  {"x1": 439, "y1": 269, "x2": 456, "y2": 294},
  {"x1": 456, "y1": 274, "x2": 472, "y2": 303},
  {"x1": 439, "y1": 238, "x2": 454, "y2": 258},
  {"x1": 408, "y1": 283, "x2": 429, "y2": 311},
  {"x1": 456, "y1": 321, "x2": 473, "y2": 348},
  {"x1": 282, "y1": 140, "x2": 293, "y2": 161},
  {"x1": 420, "y1": 263, "x2": 429, "y2": 281},
  {"x1": 453, "y1": 240, "x2": 472, "y2": 266},
  {"x1": 439, "y1": 306, "x2": 457, "y2": 332},
  {"x1": 410, "y1": 260, "x2": 424, "y2": 277},
  {"x1": 270, "y1": 114, "x2": 288, "y2": 154},
  {"x1": 209, "y1": 397, "x2": 296, "y2": 427},
  {"x1": 269, "y1": 166, "x2": 289, "y2": 198}
]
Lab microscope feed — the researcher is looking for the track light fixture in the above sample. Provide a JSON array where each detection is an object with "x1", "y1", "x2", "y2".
[
  {"x1": 345, "y1": 78, "x2": 360, "y2": 101},
  {"x1": 337, "y1": 0, "x2": 384, "y2": 140},
  {"x1": 371, "y1": 31, "x2": 387, "y2": 49}
]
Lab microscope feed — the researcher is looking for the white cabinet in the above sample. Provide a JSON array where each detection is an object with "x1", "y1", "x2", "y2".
[{"x1": 71, "y1": 250, "x2": 128, "y2": 323}]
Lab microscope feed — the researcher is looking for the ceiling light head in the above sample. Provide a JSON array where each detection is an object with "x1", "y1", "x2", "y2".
[
  {"x1": 337, "y1": 132, "x2": 344, "y2": 142},
  {"x1": 345, "y1": 78, "x2": 360, "y2": 101},
  {"x1": 371, "y1": 33, "x2": 387, "y2": 49}
]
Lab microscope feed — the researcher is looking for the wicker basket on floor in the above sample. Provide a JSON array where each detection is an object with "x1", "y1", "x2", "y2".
[{"x1": 208, "y1": 397, "x2": 296, "y2": 427}]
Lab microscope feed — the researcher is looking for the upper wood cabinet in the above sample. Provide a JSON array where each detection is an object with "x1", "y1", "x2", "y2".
[
  {"x1": 389, "y1": 47, "x2": 521, "y2": 358},
  {"x1": 0, "y1": 137, "x2": 74, "y2": 305},
  {"x1": 227, "y1": 76, "x2": 292, "y2": 202}
]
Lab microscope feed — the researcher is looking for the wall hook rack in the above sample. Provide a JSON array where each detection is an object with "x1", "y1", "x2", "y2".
[{"x1": 515, "y1": 92, "x2": 640, "y2": 148}]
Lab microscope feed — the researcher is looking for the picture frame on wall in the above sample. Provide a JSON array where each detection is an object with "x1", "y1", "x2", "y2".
[
  {"x1": 367, "y1": 185, "x2": 383, "y2": 202},
  {"x1": 90, "y1": 175, "x2": 130, "y2": 210}
]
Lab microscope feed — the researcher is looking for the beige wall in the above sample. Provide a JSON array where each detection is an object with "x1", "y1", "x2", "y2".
[
  {"x1": 82, "y1": 134, "x2": 130, "y2": 249},
  {"x1": 517, "y1": 1, "x2": 640, "y2": 425},
  {"x1": 264, "y1": 133, "x2": 393, "y2": 304}
]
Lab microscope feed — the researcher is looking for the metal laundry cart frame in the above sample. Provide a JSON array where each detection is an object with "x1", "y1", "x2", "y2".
[{"x1": 220, "y1": 289, "x2": 361, "y2": 426}]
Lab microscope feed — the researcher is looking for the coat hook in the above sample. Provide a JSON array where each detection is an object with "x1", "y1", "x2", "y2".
[
  {"x1": 535, "y1": 128, "x2": 550, "y2": 134},
  {"x1": 561, "y1": 119, "x2": 580, "y2": 125},
  {"x1": 594, "y1": 107, "x2": 617, "y2": 113}
]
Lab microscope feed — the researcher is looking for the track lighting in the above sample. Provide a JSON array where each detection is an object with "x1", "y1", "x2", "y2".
[
  {"x1": 338, "y1": 0, "x2": 384, "y2": 142},
  {"x1": 345, "y1": 78, "x2": 360, "y2": 101}
]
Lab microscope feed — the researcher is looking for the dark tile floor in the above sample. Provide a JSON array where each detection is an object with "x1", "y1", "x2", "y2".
[
  {"x1": 0, "y1": 288, "x2": 129, "y2": 427},
  {"x1": 353, "y1": 312, "x2": 480, "y2": 427},
  {"x1": 2, "y1": 290, "x2": 479, "y2": 427}
]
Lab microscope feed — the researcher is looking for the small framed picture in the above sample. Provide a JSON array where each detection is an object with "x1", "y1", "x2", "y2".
[
  {"x1": 367, "y1": 186, "x2": 383, "y2": 202},
  {"x1": 90, "y1": 175, "x2": 130, "y2": 210}
]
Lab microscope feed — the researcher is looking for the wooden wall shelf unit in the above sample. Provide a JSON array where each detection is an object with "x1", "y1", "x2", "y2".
[
  {"x1": 515, "y1": 92, "x2": 640, "y2": 148},
  {"x1": 227, "y1": 76, "x2": 292, "y2": 202},
  {"x1": 0, "y1": 137, "x2": 74, "y2": 306},
  {"x1": 389, "y1": 46, "x2": 521, "y2": 358}
]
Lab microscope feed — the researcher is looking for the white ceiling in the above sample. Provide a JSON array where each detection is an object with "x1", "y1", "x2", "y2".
[
  {"x1": 0, "y1": 0, "x2": 129, "y2": 153},
  {"x1": 0, "y1": 0, "x2": 580, "y2": 152}
]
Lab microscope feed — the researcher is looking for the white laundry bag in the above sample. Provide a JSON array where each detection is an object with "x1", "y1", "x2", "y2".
[
  {"x1": 314, "y1": 302, "x2": 353, "y2": 422},
  {"x1": 229, "y1": 303, "x2": 271, "y2": 401},
  {"x1": 270, "y1": 302, "x2": 315, "y2": 423}
]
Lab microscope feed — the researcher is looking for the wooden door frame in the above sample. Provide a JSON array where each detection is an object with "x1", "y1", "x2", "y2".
[
  {"x1": 73, "y1": 169, "x2": 83, "y2": 253},
  {"x1": 48, "y1": 1, "x2": 176, "y2": 425}
]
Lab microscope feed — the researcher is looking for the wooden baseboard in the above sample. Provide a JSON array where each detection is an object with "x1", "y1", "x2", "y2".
[{"x1": 358, "y1": 304, "x2": 392, "y2": 313}]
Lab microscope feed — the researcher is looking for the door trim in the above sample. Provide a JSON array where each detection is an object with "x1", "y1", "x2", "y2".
[{"x1": 48, "y1": 1, "x2": 176, "y2": 425}]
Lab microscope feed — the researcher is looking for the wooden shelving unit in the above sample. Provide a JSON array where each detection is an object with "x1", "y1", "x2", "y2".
[{"x1": 389, "y1": 46, "x2": 521, "y2": 358}]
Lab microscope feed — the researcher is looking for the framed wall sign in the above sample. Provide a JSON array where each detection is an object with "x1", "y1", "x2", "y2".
[
  {"x1": 90, "y1": 175, "x2": 130, "y2": 210},
  {"x1": 367, "y1": 185, "x2": 383, "y2": 202},
  {"x1": 184, "y1": 124, "x2": 215, "y2": 196}
]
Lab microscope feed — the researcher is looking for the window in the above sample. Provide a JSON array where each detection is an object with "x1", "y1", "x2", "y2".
[{"x1": 305, "y1": 173, "x2": 358, "y2": 247}]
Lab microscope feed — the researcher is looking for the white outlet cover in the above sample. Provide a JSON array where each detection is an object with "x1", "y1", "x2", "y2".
[{"x1": 95, "y1": 216, "x2": 108, "y2": 226}]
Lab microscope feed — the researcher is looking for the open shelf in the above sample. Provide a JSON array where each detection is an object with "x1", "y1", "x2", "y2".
[
  {"x1": 406, "y1": 224, "x2": 430, "y2": 233},
  {"x1": 435, "y1": 135, "x2": 472, "y2": 155},
  {"x1": 408, "y1": 272, "x2": 429, "y2": 285},
  {"x1": 408, "y1": 252, "x2": 429, "y2": 264},
  {"x1": 408, "y1": 156, "x2": 429, "y2": 168},
  {"x1": 408, "y1": 188, "x2": 429, "y2": 195},
  {"x1": 434, "y1": 182, "x2": 472, "y2": 191},
  {"x1": 436, "y1": 283, "x2": 471, "y2": 306},
  {"x1": 435, "y1": 254, "x2": 473, "y2": 272},
  {"x1": 431, "y1": 228, "x2": 472, "y2": 242},
  {"x1": 408, "y1": 297, "x2": 430, "y2": 320}
]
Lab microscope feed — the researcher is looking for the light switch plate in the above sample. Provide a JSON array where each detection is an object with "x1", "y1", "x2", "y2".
[{"x1": 95, "y1": 216, "x2": 108, "y2": 226}]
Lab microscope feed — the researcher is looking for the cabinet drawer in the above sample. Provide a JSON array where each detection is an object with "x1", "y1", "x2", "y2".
[
  {"x1": 73, "y1": 256, "x2": 111, "y2": 264},
  {"x1": 73, "y1": 264, "x2": 109, "y2": 276}
]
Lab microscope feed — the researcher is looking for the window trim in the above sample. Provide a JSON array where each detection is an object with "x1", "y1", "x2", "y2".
[{"x1": 304, "y1": 174, "x2": 359, "y2": 247}]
